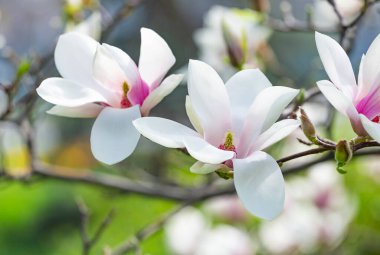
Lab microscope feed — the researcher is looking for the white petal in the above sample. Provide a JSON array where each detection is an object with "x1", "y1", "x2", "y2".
[
  {"x1": 185, "y1": 96, "x2": 203, "y2": 135},
  {"x1": 138, "y1": 28, "x2": 175, "y2": 88},
  {"x1": 315, "y1": 32, "x2": 357, "y2": 99},
  {"x1": 183, "y1": 136, "x2": 235, "y2": 164},
  {"x1": 355, "y1": 54, "x2": 366, "y2": 102},
  {"x1": 190, "y1": 161, "x2": 226, "y2": 174},
  {"x1": 102, "y1": 44, "x2": 141, "y2": 89},
  {"x1": 253, "y1": 119, "x2": 300, "y2": 151},
  {"x1": 317, "y1": 80, "x2": 359, "y2": 120},
  {"x1": 360, "y1": 114, "x2": 380, "y2": 142},
  {"x1": 226, "y1": 69, "x2": 272, "y2": 134},
  {"x1": 238, "y1": 86, "x2": 298, "y2": 157},
  {"x1": 233, "y1": 151, "x2": 285, "y2": 220},
  {"x1": 133, "y1": 117, "x2": 200, "y2": 148},
  {"x1": 362, "y1": 34, "x2": 380, "y2": 98},
  {"x1": 37, "y1": 78, "x2": 107, "y2": 107},
  {"x1": 47, "y1": 104, "x2": 103, "y2": 118},
  {"x1": 90, "y1": 106, "x2": 141, "y2": 164},
  {"x1": 188, "y1": 60, "x2": 231, "y2": 146},
  {"x1": 55, "y1": 32, "x2": 99, "y2": 88},
  {"x1": 140, "y1": 74, "x2": 183, "y2": 116},
  {"x1": 93, "y1": 45, "x2": 127, "y2": 94}
]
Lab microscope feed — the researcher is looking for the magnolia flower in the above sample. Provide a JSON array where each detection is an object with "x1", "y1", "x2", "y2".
[
  {"x1": 37, "y1": 28, "x2": 183, "y2": 164},
  {"x1": 134, "y1": 60, "x2": 299, "y2": 219},
  {"x1": 194, "y1": 5, "x2": 271, "y2": 78},
  {"x1": 315, "y1": 32, "x2": 380, "y2": 140}
]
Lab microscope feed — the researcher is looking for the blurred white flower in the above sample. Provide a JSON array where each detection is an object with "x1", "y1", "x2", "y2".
[
  {"x1": 165, "y1": 207, "x2": 255, "y2": 255},
  {"x1": 194, "y1": 225, "x2": 254, "y2": 255},
  {"x1": 194, "y1": 5, "x2": 271, "y2": 78},
  {"x1": 165, "y1": 207, "x2": 208, "y2": 255},
  {"x1": 0, "y1": 122, "x2": 31, "y2": 177},
  {"x1": 313, "y1": 0, "x2": 363, "y2": 30},
  {"x1": 66, "y1": 11, "x2": 101, "y2": 40},
  {"x1": 302, "y1": 97, "x2": 330, "y2": 127},
  {"x1": 259, "y1": 162, "x2": 356, "y2": 254},
  {"x1": 203, "y1": 195, "x2": 248, "y2": 222}
]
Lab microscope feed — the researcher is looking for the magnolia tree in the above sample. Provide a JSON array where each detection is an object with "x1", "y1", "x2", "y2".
[{"x1": 1, "y1": 0, "x2": 380, "y2": 254}]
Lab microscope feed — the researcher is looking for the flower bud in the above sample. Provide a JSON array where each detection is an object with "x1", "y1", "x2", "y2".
[
  {"x1": 299, "y1": 107, "x2": 316, "y2": 143},
  {"x1": 335, "y1": 140, "x2": 352, "y2": 174},
  {"x1": 222, "y1": 21, "x2": 247, "y2": 70}
]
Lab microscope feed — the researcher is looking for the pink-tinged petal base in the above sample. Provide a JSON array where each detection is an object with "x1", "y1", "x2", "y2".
[
  {"x1": 128, "y1": 79, "x2": 150, "y2": 106},
  {"x1": 355, "y1": 86, "x2": 380, "y2": 121},
  {"x1": 317, "y1": 80, "x2": 366, "y2": 136},
  {"x1": 140, "y1": 74, "x2": 183, "y2": 116}
]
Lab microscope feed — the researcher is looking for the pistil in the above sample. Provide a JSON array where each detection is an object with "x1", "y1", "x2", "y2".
[{"x1": 120, "y1": 81, "x2": 132, "y2": 108}]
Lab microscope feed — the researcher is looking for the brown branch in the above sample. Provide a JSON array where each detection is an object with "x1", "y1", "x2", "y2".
[
  {"x1": 32, "y1": 161, "x2": 235, "y2": 201},
  {"x1": 277, "y1": 147, "x2": 330, "y2": 165}
]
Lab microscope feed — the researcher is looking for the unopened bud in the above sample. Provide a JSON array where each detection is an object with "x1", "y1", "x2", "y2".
[
  {"x1": 222, "y1": 20, "x2": 246, "y2": 70},
  {"x1": 335, "y1": 140, "x2": 352, "y2": 174},
  {"x1": 216, "y1": 168, "x2": 234, "y2": 180},
  {"x1": 299, "y1": 107, "x2": 316, "y2": 143}
]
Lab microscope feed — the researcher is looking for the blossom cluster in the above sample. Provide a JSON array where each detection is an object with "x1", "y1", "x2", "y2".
[{"x1": 36, "y1": 4, "x2": 380, "y2": 221}]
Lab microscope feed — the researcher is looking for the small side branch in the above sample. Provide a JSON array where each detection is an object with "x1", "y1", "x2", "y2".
[
  {"x1": 110, "y1": 202, "x2": 190, "y2": 255},
  {"x1": 76, "y1": 199, "x2": 115, "y2": 255}
]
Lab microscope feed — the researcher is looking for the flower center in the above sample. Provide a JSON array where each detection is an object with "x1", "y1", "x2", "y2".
[
  {"x1": 120, "y1": 81, "x2": 132, "y2": 108},
  {"x1": 218, "y1": 131, "x2": 236, "y2": 168},
  {"x1": 218, "y1": 131, "x2": 236, "y2": 152}
]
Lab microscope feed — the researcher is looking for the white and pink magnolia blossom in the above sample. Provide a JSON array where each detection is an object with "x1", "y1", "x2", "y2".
[
  {"x1": 37, "y1": 28, "x2": 183, "y2": 164},
  {"x1": 133, "y1": 60, "x2": 300, "y2": 219},
  {"x1": 315, "y1": 32, "x2": 380, "y2": 141}
]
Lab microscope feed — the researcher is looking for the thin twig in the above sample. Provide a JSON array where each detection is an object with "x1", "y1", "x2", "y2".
[
  {"x1": 110, "y1": 202, "x2": 190, "y2": 255},
  {"x1": 277, "y1": 147, "x2": 330, "y2": 165},
  {"x1": 76, "y1": 199, "x2": 116, "y2": 255}
]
